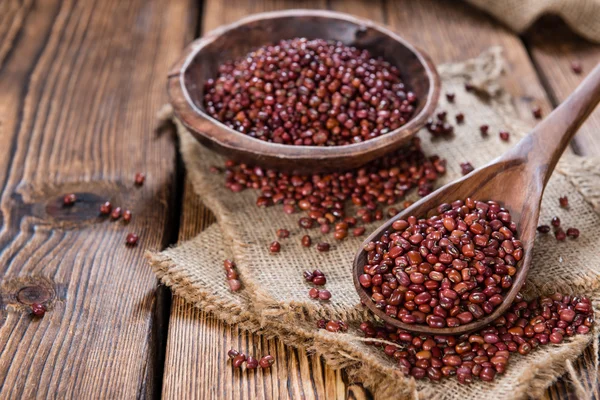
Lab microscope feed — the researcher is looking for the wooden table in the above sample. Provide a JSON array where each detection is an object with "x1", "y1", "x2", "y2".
[{"x1": 0, "y1": 0, "x2": 598, "y2": 398}]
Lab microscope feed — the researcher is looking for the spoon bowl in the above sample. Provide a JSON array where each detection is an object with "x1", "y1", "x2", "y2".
[{"x1": 353, "y1": 63, "x2": 600, "y2": 335}]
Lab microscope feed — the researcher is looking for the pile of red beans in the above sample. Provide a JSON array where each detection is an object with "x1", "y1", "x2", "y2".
[
  {"x1": 358, "y1": 198, "x2": 523, "y2": 328},
  {"x1": 221, "y1": 137, "x2": 445, "y2": 246},
  {"x1": 359, "y1": 293, "x2": 593, "y2": 383},
  {"x1": 224, "y1": 259, "x2": 242, "y2": 292},
  {"x1": 203, "y1": 38, "x2": 417, "y2": 146}
]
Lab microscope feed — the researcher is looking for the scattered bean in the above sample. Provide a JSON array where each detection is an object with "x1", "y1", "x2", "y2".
[
  {"x1": 134, "y1": 173, "x2": 145, "y2": 186},
  {"x1": 269, "y1": 241, "x2": 281, "y2": 253},
  {"x1": 31, "y1": 303, "x2": 46, "y2": 317},
  {"x1": 125, "y1": 233, "x2": 139, "y2": 246},
  {"x1": 63, "y1": 194, "x2": 76, "y2": 207}
]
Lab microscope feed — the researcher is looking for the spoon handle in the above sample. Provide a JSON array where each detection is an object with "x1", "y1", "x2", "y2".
[{"x1": 502, "y1": 63, "x2": 600, "y2": 185}]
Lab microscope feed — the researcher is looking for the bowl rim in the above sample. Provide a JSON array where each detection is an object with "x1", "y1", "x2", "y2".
[{"x1": 168, "y1": 9, "x2": 440, "y2": 163}]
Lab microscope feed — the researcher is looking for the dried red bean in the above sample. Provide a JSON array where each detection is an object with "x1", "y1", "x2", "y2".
[
  {"x1": 256, "y1": 196, "x2": 270, "y2": 207},
  {"x1": 499, "y1": 131, "x2": 510, "y2": 141},
  {"x1": 298, "y1": 217, "x2": 314, "y2": 229},
  {"x1": 555, "y1": 228, "x2": 566, "y2": 241},
  {"x1": 63, "y1": 194, "x2": 76, "y2": 207},
  {"x1": 549, "y1": 332, "x2": 563, "y2": 344},
  {"x1": 460, "y1": 162, "x2": 474, "y2": 175},
  {"x1": 566, "y1": 228, "x2": 580, "y2": 239},
  {"x1": 118, "y1": 210, "x2": 131, "y2": 223},
  {"x1": 426, "y1": 112, "x2": 454, "y2": 137},
  {"x1": 269, "y1": 241, "x2": 281, "y2": 253},
  {"x1": 100, "y1": 201, "x2": 112, "y2": 215},
  {"x1": 334, "y1": 229, "x2": 348, "y2": 240},
  {"x1": 455, "y1": 113, "x2": 464, "y2": 124},
  {"x1": 317, "y1": 242, "x2": 330, "y2": 252},
  {"x1": 532, "y1": 107, "x2": 542, "y2": 119},
  {"x1": 326, "y1": 321, "x2": 340, "y2": 332},
  {"x1": 111, "y1": 207, "x2": 122, "y2": 220},
  {"x1": 232, "y1": 354, "x2": 246, "y2": 368},
  {"x1": 304, "y1": 270, "x2": 314, "y2": 282},
  {"x1": 551, "y1": 216, "x2": 561, "y2": 227},
  {"x1": 313, "y1": 269, "x2": 324, "y2": 278},
  {"x1": 228, "y1": 349, "x2": 240, "y2": 359},
  {"x1": 228, "y1": 279, "x2": 241, "y2": 292},
  {"x1": 559, "y1": 196, "x2": 569, "y2": 208},
  {"x1": 353, "y1": 227, "x2": 366, "y2": 237},
  {"x1": 134, "y1": 172, "x2": 145, "y2": 186},
  {"x1": 479, "y1": 125, "x2": 489, "y2": 135},
  {"x1": 571, "y1": 61, "x2": 582, "y2": 74},
  {"x1": 125, "y1": 233, "x2": 139, "y2": 246},
  {"x1": 537, "y1": 225, "x2": 550, "y2": 233},
  {"x1": 276, "y1": 229, "x2": 290, "y2": 239},
  {"x1": 259, "y1": 355, "x2": 275, "y2": 369},
  {"x1": 308, "y1": 287, "x2": 320, "y2": 299},
  {"x1": 204, "y1": 38, "x2": 416, "y2": 146},
  {"x1": 446, "y1": 93, "x2": 455, "y2": 102},
  {"x1": 246, "y1": 356, "x2": 259, "y2": 369},
  {"x1": 31, "y1": 303, "x2": 47, "y2": 317},
  {"x1": 319, "y1": 289, "x2": 332, "y2": 301},
  {"x1": 312, "y1": 275, "x2": 327, "y2": 286},
  {"x1": 301, "y1": 235, "x2": 312, "y2": 247}
]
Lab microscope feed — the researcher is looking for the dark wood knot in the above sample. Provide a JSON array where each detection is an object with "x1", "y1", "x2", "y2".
[
  {"x1": 45, "y1": 192, "x2": 108, "y2": 222},
  {"x1": 0, "y1": 276, "x2": 62, "y2": 314},
  {"x1": 17, "y1": 285, "x2": 53, "y2": 305}
]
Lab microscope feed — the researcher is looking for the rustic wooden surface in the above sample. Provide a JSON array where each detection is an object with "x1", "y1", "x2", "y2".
[
  {"x1": 525, "y1": 16, "x2": 600, "y2": 157},
  {"x1": 0, "y1": 0, "x2": 599, "y2": 399},
  {"x1": 0, "y1": 0, "x2": 196, "y2": 398}
]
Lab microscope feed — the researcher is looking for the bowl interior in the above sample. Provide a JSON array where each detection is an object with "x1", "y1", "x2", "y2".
[{"x1": 182, "y1": 12, "x2": 431, "y2": 136}]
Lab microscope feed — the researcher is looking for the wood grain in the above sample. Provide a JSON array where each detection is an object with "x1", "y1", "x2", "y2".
[
  {"x1": 0, "y1": 0, "x2": 196, "y2": 398},
  {"x1": 524, "y1": 16, "x2": 600, "y2": 400},
  {"x1": 525, "y1": 16, "x2": 600, "y2": 157},
  {"x1": 384, "y1": 0, "x2": 554, "y2": 127}
]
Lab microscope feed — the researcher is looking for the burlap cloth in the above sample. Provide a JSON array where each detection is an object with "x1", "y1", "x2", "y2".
[
  {"x1": 148, "y1": 48, "x2": 600, "y2": 399},
  {"x1": 465, "y1": 0, "x2": 600, "y2": 43}
]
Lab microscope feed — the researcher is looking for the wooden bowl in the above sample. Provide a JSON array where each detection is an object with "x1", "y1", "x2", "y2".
[{"x1": 167, "y1": 9, "x2": 440, "y2": 173}]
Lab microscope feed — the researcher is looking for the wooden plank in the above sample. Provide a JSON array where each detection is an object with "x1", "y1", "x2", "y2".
[
  {"x1": 0, "y1": 0, "x2": 197, "y2": 398},
  {"x1": 525, "y1": 16, "x2": 600, "y2": 157}
]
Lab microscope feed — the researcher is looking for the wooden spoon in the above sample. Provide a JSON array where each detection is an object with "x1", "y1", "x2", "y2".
[{"x1": 353, "y1": 63, "x2": 600, "y2": 335}]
